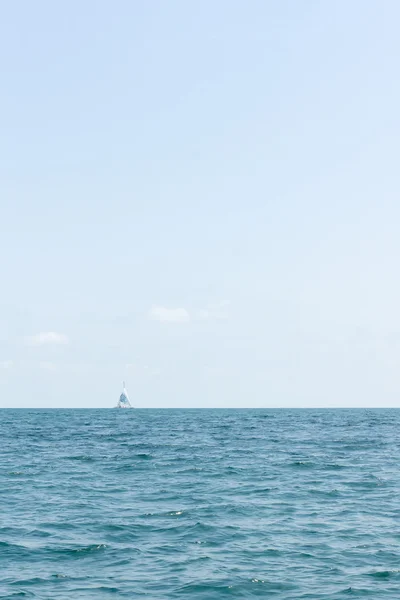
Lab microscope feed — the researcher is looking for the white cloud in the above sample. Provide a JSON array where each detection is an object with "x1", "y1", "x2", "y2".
[
  {"x1": 0, "y1": 360, "x2": 13, "y2": 370},
  {"x1": 26, "y1": 332, "x2": 69, "y2": 346},
  {"x1": 149, "y1": 306, "x2": 190, "y2": 323}
]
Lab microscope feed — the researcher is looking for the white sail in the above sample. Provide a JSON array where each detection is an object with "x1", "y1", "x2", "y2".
[{"x1": 116, "y1": 381, "x2": 133, "y2": 408}]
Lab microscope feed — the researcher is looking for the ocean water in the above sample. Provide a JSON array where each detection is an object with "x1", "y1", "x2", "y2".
[{"x1": 1, "y1": 409, "x2": 400, "y2": 599}]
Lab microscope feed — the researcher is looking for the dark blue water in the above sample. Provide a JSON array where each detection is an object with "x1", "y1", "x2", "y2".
[{"x1": 1, "y1": 409, "x2": 400, "y2": 599}]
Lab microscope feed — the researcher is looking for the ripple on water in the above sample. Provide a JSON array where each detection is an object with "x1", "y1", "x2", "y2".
[{"x1": 1, "y1": 408, "x2": 400, "y2": 599}]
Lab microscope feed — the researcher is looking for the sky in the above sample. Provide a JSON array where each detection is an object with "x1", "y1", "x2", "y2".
[{"x1": 1, "y1": 0, "x2": 400, "y2": 408}]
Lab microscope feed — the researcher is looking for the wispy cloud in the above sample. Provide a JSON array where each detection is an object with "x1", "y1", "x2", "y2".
[
  {"x1": 26, "y1": 332, "x2": 69, "y2": 346},
  {"x1": 0, "y1": 360, "x2": 13, "y2": 370},
  {"x1": 149, "y1": 306, "x2": 190, "y2": 323}
]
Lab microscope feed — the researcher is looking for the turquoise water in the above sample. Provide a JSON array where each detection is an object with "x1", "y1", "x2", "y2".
[{"x1": 1, "y1": 409, "x2": 400, "y2": 599}]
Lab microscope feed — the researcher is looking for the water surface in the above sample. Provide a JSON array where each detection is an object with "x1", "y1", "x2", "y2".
[{"x1": 1, "y1": 408, "x2": 400, "y2": 598}]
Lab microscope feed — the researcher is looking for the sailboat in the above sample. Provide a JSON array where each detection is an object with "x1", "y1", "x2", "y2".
[{"x1": 115, "y1": 381, "x2": 133, "y2": 409}]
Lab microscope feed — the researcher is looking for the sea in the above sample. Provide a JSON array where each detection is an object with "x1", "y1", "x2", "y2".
[{"x1": 1, "y1": 408, "x2": 400, "y2": 599}]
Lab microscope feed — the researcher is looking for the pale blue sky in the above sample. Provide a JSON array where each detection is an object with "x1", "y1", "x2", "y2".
[{"x1": 1, "y1": 1, "x2": 400, "y2": 407}]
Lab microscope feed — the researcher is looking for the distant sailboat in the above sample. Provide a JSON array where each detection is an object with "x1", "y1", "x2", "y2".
[{"x1": 116, "y1": 381, "x2": 133, "y2": 409}]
